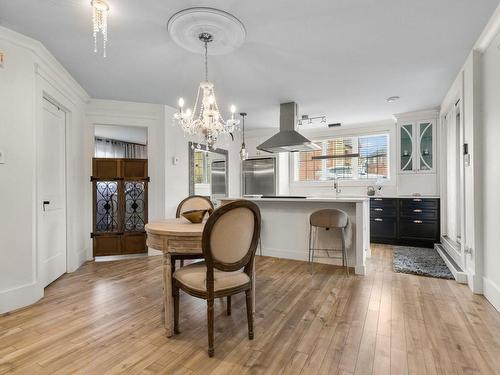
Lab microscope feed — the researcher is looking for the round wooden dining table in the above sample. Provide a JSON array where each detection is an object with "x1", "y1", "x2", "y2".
[{"x1": 145, "y1": 218, "x2": 255, "y2": 337}]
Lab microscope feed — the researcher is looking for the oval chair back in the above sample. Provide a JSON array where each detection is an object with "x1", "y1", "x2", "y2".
[
  {"x1": 310, "y1": 208, "x2": 349, "y2": 229},
  {"x1": 202, "y1": 200, "x2": 261, "y2": 275},
  {"x1": 176, "y1": 195, "x2": 214, "y2": 218}
]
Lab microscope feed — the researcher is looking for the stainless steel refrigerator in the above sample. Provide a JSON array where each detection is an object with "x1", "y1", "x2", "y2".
[
  {"x1": 242, "y1": 157, "x2": 277, "y2": 196},
  {"x1": 211, "y1": 160, "x2": 227, "y2": 197}
]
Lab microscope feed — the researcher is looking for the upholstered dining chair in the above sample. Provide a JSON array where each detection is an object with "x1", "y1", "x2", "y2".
[
  {"x1": 172, "y1": 200, "x2": 261, "y2": 357},
  {"x1": 173, "y1": 195, "x2": 214, "y2": 268}
]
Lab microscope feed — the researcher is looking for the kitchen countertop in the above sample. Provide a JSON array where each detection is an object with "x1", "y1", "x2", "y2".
[
  {"x1": 222, "y1": 195, "x2": 440, "y2": 202},
  {"x1": 221, "y1": 196, "x2": 369, "y2": 203},
  {"x1": 369, "y1": 195, "x2": 440, "y2": 199}
]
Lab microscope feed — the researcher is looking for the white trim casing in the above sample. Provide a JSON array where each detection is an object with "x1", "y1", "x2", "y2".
[{"x1": 0, "y1": 283, "x2": 43, "y2": 314}]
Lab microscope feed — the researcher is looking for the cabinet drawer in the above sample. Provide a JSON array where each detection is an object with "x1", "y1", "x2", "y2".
[
  {"x1": 398, "y1": 219, "x2": 438, "y2": 241},
  {"x1": 399, "y1": 198, "x2": 439, "y2": 210},
  {"x1": 370, "y1": 207, "x2": 397, "y2": 218},
  {"x1": 370, "y1": 198, "x2": 397, "y2": 209},
  {"x1": 370, "y1": 218, "x2": 397, "y2": 239},
  {"x1": 399, "y1": 208, "x2": 438, "y2": 220}
]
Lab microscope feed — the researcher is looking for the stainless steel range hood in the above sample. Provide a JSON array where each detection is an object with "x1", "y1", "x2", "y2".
[{"x1": 257, "y1": 102, "x2": 321, "y2": 153}]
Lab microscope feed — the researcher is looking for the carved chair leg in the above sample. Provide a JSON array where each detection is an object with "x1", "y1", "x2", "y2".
[
  {"x1": 245, "y1": 290, "x2": 254, "y2": 340},
  {"x1": 227, "y1": 296, "x2": 231, "y2": 316},
  {"x1": 207, "y1": 298, "x2": 215, "y2": 357},
  {"x1": 173, "y1": 283, "x2": 180, "y2": 334}
]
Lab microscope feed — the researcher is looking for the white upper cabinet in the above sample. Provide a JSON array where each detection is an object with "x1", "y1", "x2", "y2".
[{"x1": 396, "y1": 111, "x2": 437, "y2": 174}]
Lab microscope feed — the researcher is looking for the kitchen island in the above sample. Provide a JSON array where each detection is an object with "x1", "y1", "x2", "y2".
[{"x1": 221, "y1": 197, "x2": 370, "y2": 275}]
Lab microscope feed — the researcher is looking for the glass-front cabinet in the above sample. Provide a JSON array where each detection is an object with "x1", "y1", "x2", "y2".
[
  {"x1": 398, "y1": 119, "x2": 435, "y2": 173},
  {"x1": 418, "y1": 121, "x2": 433, "y2": 171},
  {"x1": 400, "y1": 123, "x2": 414, "y2": 171}
]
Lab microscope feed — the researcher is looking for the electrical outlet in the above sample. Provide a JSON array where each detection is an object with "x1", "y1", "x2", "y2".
[{"x1": 0, "y1": 150, "x2": 5, "y2": 164}]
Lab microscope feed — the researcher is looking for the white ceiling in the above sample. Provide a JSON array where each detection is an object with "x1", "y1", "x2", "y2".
[{"x1": 1, "y1": 0, "x2": 498, "y2": 129}]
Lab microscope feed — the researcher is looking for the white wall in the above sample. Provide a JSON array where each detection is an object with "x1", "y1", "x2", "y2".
[
  {"x1": 439, "y1": 4, "x2": 500, "y2": 310},
  {"x1": 480, "y1": 30, "x2": 500, "y2": 311},
  {"x1": 0, "y1": 26, "x2": 89, "y2": 313}
]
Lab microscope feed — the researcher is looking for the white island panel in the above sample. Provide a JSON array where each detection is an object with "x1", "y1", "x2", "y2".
[{"x1": 221, "y1": 197, "x2": 370, "y2": 275}]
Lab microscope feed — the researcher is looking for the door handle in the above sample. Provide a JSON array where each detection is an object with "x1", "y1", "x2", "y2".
[{"x1": 43, "y1": 201, "x2": 50, "y2": 211}]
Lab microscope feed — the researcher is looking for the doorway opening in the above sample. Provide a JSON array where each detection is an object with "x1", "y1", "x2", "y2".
[
  {"x1": 442, "y1": 101, "x2": 465, "y2": 270},
  {"x1": 91, "y1": 125, "x2": 149, "y2": 258}
]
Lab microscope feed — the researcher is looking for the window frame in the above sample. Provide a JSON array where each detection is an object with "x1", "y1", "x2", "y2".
[{"x1": 290, "y1": 131, "x2": 392, "y2": 187}]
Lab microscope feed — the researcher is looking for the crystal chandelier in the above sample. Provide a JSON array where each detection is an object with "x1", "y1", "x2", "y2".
[
  {"x1": 174, "y1": 32, "x2": 239, "y2": 149},
  {"x1": 91, "y1": 0, "x2": 109, "y2": 57}
]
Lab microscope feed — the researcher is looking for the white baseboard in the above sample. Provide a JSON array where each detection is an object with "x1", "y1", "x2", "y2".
[
  {"x1": 483, "y1": 277, "x2": 500, "y2": 312},
  {"x1": 263, "y1": 247, "x2": 307, "y2": 262},
  {"x1": 0, "y1": 282, "x2": 43, "y2": 314},
  {"x1": 68, "y1": 248, "x2": 89, "y2": 273},
  {"x1": 355, "y1": 265, "x2": 366, "y2": 275},
  {"x1": 467, "y1": 272, "x2": 483, "y2": 294},
  {"x1": 435, "y1": 244, "x2": 467, "y2": 284}
]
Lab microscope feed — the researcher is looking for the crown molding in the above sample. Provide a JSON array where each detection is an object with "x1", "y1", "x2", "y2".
[
  {"x1": 0, "y1": 25, "x2": 90, "y2": 104},
  {"x1": 475, "y1": 3, "x2": 500, "y2": 53},
  {"x1": 393, "y1": 108, "x2": 439, "y2": 121}
]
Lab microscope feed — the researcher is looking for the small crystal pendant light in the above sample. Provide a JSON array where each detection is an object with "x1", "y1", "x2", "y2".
[
  {"x1": 91, "y1": 0, "x2": 109, "y2": 57},
  {"x1": 240, "y1": 112, "x2": 248, "y2": 160}
]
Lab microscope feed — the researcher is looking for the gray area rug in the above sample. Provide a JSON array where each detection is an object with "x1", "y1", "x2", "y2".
[{"x1": 393, "y1": 246, "x2": 454, "y2": 279}]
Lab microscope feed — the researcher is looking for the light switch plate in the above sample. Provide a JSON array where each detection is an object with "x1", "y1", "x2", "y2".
[{"x1": 0, "y1": 150, "x2": 5, "y2": 164}]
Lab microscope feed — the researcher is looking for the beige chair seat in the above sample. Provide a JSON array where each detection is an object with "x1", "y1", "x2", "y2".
[{"x1": 173, "y1": 262, "x2": 250, "y2": 292}]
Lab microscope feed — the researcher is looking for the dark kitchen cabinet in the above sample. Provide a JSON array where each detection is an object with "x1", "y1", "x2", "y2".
[
  {"x1": 370, "y1": 198, "x2": 398, "y2": 244},
  {"x1": 370, "y1": 197, "x2": 440, "y2": 248}
]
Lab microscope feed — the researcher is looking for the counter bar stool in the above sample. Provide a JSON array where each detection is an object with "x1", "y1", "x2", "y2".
[
  {"x1": 309, "y1": 208, "x2": 349, "y2": 275},
  {"x1": 174, "y1": 195, "x2": 214, "y2": 268}
]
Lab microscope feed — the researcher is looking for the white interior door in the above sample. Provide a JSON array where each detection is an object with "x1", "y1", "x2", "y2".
[{"x1": 38, "y1": 98, "x2": 67, "y2": 288}]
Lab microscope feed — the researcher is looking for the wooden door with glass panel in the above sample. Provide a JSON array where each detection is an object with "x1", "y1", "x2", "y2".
[{"x1": 91, "y1": 158, "x2": 149, "y2": 256}]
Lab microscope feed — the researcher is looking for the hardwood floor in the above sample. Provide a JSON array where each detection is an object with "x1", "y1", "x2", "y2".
[{"x1": 1, "y1": 244, "x2": 499, "y2": 374}]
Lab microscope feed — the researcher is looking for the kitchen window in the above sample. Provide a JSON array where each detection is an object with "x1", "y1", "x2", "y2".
[{"x1": 294, "y1": 134, "x2": 390, "y2": 182}]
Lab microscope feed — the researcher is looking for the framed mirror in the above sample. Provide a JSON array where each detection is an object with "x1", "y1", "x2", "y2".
[{"x1": 188, "y1": 142, "x2": 229, "y2": 199}]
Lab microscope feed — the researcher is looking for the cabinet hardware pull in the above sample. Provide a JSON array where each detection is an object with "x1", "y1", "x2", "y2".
[
  {"x1": 374, "y1": 218, "x2": 383, "y2": 222},
  {"x1": 413, "y1": 198, "x2": 422, "y2": 202},
  {"x1": 374, "y1": 198, "x2": 383, "y2": 201},
  {"x1": 374, "y1": 208, "x2": 383, "y2": 211},
  {"x1": 413, "y1": 209, "x2": 422, "y2": 213},
  {"x1": 413, "y1": 220, "x2": 423, "y2": 224}
]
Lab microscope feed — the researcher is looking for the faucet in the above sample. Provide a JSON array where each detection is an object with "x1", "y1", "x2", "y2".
[{"x1": 333, "y1": 176, "x2": 341, "y2": 194}]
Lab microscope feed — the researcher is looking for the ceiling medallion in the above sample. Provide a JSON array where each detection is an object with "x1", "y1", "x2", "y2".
[
  {"x1": 168, "y1": 8, "x2": 246, "y2": 149},
  {"x1": 91, "y1": 0, "x2": 109, "y2": 57}
]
